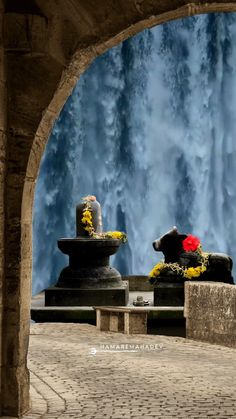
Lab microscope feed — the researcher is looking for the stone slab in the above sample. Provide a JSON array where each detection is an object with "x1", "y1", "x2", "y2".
[
  {"x1": 95, "y1": 307, "x2": 148, "y2": 334},
  {"x1": 154, "y1": 282, "x2": 184, "y2": 306},
  {"x1": 124, "y1": 311, "x2": 147, "y2": 334},
  {"x1": 31, "y1": 291, "x2": 184, "y2": 323},
  {"x1": 32, "y1": 290, "x2": 153, "y2": 308},
  {"x1": 31, "y1": 306, "x2": 95, "y2": 323},
  {"x1": 45, "y1": 284, "x2": 129, "y2": 307},
  {"x1": 122, "y1": 275, "x2": 153, "y2": 291}
]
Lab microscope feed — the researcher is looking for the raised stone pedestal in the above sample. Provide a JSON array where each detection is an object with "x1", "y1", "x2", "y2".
[
  {"x1": 45, "y1": 238, "x2": 129, "y2": 307},
  {"x1": 45, "y1": 286, "x2": 128, "y2": 306},
  {"x1": 154, "y1": 281, "x2": 184, "y2": 307}
]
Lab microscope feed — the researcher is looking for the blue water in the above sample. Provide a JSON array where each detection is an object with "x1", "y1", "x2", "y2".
[{"x1": 33, "y1": 13, "x2": 236, "y2": 295}]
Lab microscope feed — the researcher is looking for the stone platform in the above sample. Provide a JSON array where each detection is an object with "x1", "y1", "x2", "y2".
[
  {"x1": 45, "y1": 284, "x2": 129, "y2": 307},
  {"x1": 154, "y1": 282, "x2": 184, "y2": 306},
  {"x1": 31, "y1": 291, "x2": 185, "y2": 336}
]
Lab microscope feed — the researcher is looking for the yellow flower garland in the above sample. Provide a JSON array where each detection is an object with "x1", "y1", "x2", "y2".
[
  {"x1": 183, "y1": 265, "x2": 207, "y2": 279},
  {"x1": 81, "y1": 204, "x2": 94, "y2": 236},
  {"x1": 81, "y1": 199, "x2": 127, "y2": 242},
  {"x1": 149, "y1": 252, "x2": 209, "y2": 281},
  {"x1": 104, "y1": 231, "x2": 127, "y2": 242},
  {"x1": 149, "y1": 261, "x2": 183, "y2": 278}
]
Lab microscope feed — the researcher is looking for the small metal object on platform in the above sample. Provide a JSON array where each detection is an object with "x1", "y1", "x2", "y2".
[
  {"x1": 31, "y1": 291, "x2": 184, "y2": 324},
  {"x1": 133, "y1": 295, "x2": 150, "y2": 306}
]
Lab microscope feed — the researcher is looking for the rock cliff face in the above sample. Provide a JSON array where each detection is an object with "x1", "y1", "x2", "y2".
[{"x1": 1, "y1": 0, "x2": 236, "y2": 416}]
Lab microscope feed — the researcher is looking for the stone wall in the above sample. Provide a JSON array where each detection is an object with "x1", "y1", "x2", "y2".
[
  {"x1": 185, "y1": 281, "x2": 236, "y2": 348},
  {"x1": 0, "y1": 1, "x2": 6, "y2": 416}
]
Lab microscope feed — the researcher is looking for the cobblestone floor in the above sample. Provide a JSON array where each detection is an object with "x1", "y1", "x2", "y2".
[{"x1": 22, "y1": 323, "x2": 236, "y2": 419}]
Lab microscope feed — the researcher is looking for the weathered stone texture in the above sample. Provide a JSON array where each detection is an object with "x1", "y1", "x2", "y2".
[
  {"x1": 96, "y1": 307, "x2": 149, "y2": 334},
  {"x1": 2, "y1": 364, "x2": 30, "y2": 417},
  {"x1": 4, "y1": 13, "x2": 48, "y2": 54},
  {"x1": 0, "y1": 3, "x2": 6, "y2": 415},
  {"x1": 122, "y1": 275, "x2": 153, "y2": 291},
  {"x1": 185, "y1": 281, "x2": 236, "y2": 348}
]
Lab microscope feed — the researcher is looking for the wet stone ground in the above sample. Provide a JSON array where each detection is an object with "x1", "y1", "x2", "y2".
[{"x1": 21, "y1": 323, "x2": 236, "y2": 419}]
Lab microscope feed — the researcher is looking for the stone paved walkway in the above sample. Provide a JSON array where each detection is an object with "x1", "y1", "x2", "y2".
[{"x1": 22, "y1": 323, "x2": 236, "y2": 419}]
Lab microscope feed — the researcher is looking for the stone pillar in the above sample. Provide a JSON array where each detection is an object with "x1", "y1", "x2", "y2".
[
  {"x1": 1, "y1": 11, "x2": 54, "y2": 417},
  {"x1": 0, "y1": 7, "x2": 87, "y2": 414},
  {"x1": 184, "y1": 281, "x2": 236, "y2": 348},
  {"x1": 0, "y1": 1, "x2": 6, "y2": 416}
]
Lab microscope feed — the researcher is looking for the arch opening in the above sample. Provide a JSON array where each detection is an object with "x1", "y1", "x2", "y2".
[{"x1": 33, "y1": 12, "x2": 236, "y2": 295}]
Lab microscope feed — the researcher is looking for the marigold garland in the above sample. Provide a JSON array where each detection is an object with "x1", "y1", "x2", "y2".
[
  {"x1": 149, "y1": 234, "x2": 209, "y2": 282},
  {"x1": 149, "y1": 262, "x2": 182, "y2": 278},
  {"x1": 103, "y1": 231, "x2": 127, "y2": 243},
  {"x1": 93, "y1": 231, "x2": 127, "y2": 243},
  {"x1": 81, "y1": 198, "x2": 127, "y2": 242},
  {"x1": 81, "y1": 202, "x2": 94, "y2": 236},
  {"x1": 183, "y1": 265, "x2": 207, "y2": 279}
]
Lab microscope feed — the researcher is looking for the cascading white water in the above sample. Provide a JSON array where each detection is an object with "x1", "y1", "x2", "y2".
[{"x1": 33, "y1": 13, "x2": 236, "y2": 295}]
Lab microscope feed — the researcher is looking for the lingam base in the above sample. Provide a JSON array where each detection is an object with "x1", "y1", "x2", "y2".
[
  {"x1": 45, "y1": 286, "x2": 129, "y2": 306},
  {"x1": 45, "y1": 238, "x2": 129, "y2": 307}
]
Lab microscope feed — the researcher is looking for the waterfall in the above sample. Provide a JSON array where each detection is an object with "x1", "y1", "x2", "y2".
[{"x1": 33, "y1": 13, "x2": 236, "y2": 295}]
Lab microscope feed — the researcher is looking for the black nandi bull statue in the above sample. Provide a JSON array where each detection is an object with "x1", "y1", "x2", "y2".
[{"x1": 152, "y1": 226, "x2": 234, "y2": 284}]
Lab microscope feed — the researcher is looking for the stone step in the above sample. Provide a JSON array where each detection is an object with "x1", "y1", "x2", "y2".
[{"x1": 31, "y1": 290, "x2": 184, "y2": 324}]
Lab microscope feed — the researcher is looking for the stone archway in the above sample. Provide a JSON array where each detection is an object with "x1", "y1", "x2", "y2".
[{"x1": 2, "y1": 1, "x2": 236, "y2": 416}]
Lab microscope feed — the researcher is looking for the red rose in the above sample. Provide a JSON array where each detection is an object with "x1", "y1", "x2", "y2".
[{"x1": 182, "y1": 235, "x2": 200, "y2": 252}]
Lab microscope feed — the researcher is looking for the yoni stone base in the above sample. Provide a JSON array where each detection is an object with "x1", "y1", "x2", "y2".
[
  {"x1": 45, "y1": 283, "x2": 129, "y2": 307},
  {"x1": 154, "y1": 281, "x2": 184, "y2": 306}
]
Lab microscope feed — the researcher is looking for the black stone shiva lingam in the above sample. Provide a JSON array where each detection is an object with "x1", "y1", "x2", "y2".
[{"x1": 45, "y1": 196, "x2": 129, "y2": 306}]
